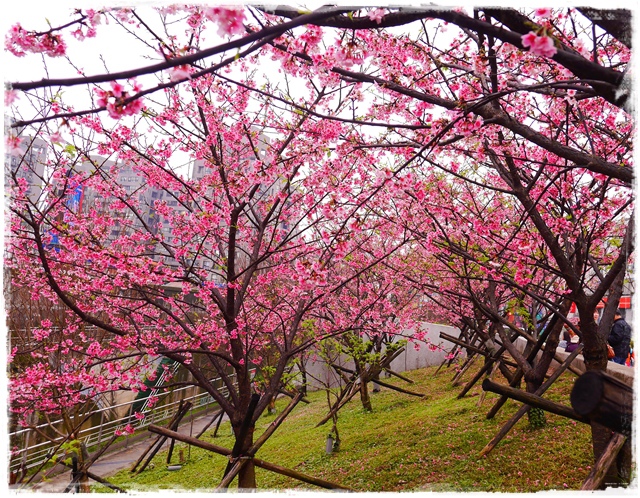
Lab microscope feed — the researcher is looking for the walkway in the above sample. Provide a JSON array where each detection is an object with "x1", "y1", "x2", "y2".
[{"x1": 17, "y1": 410, "x2": 226, "y2": 493}]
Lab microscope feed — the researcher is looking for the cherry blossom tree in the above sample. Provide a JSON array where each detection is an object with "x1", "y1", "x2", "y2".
[
  {"x1": 314, "y1": 244, "x2": 428, "y2": 413},
  {"x1": 6, "y1": 16, "x2": 416, "y2": 485},
  {"x1": 261, "y1": 4, "x2": 633, "y2": 369}
]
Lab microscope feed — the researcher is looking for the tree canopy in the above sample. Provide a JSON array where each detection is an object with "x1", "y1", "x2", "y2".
[{"x1": 5, "y1": 5, "x2": 633, "y2": 488}]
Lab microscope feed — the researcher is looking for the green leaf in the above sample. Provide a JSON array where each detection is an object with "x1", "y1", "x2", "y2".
[{"x1": 64, "y1": 144, "x2": 77, "y2": 157}]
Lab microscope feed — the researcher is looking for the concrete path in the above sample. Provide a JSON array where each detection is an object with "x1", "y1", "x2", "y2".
[{"x1": 17, "y1": 410, "x2": 226, "y2": 493}]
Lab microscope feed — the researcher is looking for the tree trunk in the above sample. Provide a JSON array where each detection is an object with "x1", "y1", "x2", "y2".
[
  {"x1": 78, "y1": 442, "x2": 91, "y2": 493},
  {"x1": 579, "y1": 306, "x2": 631, "y2": 486},
  {"x1": 580, "y1": 320, "x2": 609, "y2": 373},
  {"x1": 227, "y1": 392, "x2": 260, "y2": 489},
  {"x1": 359, "y1": 377, "x2": 372, "y2": 412},
  {"x1": 299, "y1": 360, "x2": 308, "y2": 396},
  {"x1": 524, "y1": 379, "x2": 546, "y2": 428},
  {"x1": 234, "y1": 424, "x2": 256, "y2": 489},
  {"x1": 268, "y1": 395, "x2": 277, "y2": 414}
]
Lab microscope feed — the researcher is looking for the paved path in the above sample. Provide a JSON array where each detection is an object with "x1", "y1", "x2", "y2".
[{"x1": 20, "y1": 410, "x2": 226, "y2": 493}]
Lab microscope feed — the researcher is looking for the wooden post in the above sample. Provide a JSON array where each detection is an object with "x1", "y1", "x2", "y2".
[
  {"x1": 71, "y1": 455, "x2": 79, "y2": 494},
  {"x1": 457, "y1": 348, "x2": 504, "y2": 397},
  {"x1": 278, "y1": 388, "x2": 311, "y2": 404},
  {"x1": 478, "y1": 345, "x2": 584, "y2": 457},
  {"x1": 57, "y1": 458, "x2": 126, "y2": 493},
  {"x1": 485, "y1": 325, "x2": 547, "y2": 418},
  {"x1": 440, "y1": 332, "x2": 488, "y2": 356},
  {"x1": 217, "y1": 458, "x2": 248, "y2": 490},
  {"x1": 131, "y1": 402, "x2": 185, "y2": 472},
  {"x1": 195, "y1": 409, "x2": 224, "y2": 439},
  {"x1": 83, "y1": 433, "x2": 116, "y2": 468},
  {"x1": 451, "y1": 353, "x2": 478, "y2": 386},
  {"x1": 435, "y1": 345, "x2": 458, "y2": 375},
  {"x1": 570, "y1": 371, "x2": 633, "y2": 437},
  {"x1": 248, "y1": 392, "x2": 303, "y2": 457},
  {"x1": 477, "y1": 362, "x2": 499, "y2": 407},
  {"x1": 212, "y1": 408, "x2": 226, "y2": 438},
  {"x1": 134, "y1": 400, "x2": 192, "y2": 474},
  {"x1": 380, "y1": 346, "x2": 406, "y2": 369},
  {"x1": 481, "y1": 379, "x2": 589, "y2": 423},
  {"x1": 316, "y1": 384, "x2": 360, "y2": 427},
  {"x1": 147, "y1": 425, "x2": 351, "y2": 490},
  {"x1": 84, "y1": 470, "x2": 127, "y2": 493},
  {"x1": 370, "y1": 378, "x2": 425, "y2": 397},
  {"x1": 435, "y1": 325, "x2": 469, "y2": 375},
  {"x1": 581, "y1": 433, "x2": 627, "y2": 490},
  {"x1": 383, "y1": 368, "x2": 415, "y2": 384}
]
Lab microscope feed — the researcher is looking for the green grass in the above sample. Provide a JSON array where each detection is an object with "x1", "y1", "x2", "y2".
[{"x1": 101, "y1": 365, "x2": 595, "y2": 492}]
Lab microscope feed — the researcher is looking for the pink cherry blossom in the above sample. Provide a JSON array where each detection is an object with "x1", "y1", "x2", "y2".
[
  {"x1": 4, "y1": 8, "x2": 632, "y2": 485},
  {"x1": 5, "y1": 90, "x2": 18, "y2": 105},
  {"x1": 368, "y1": 8, "x2": 386, "y2": 24},
  {"x1": 115, "y1": 424, "x2": 135, "y2": 436},
  {"x1": 521, "y1": 32, "x2": 538, "y2": 49},
  {"x1": 168, "y1": 65, "x2": 193, "y2": 82},
  {"x1": 94, "y1": 80, "x2": 145, "y2": 119},
  {"x1": 5, "y1": 135, "x2": 23, "y2": 154},
  {"x1": 535, "y1": 8, "x2": 552, "y2": 19},
  {"x1": 521, "y1": 31, "x2": 557, "y2": 58},
  {"x1": 203, "y1": 6, "x2": 246, "y2": 37},
  {"x1": 5, "y1": 23, "x2": 67, "y2": 57},
  {"x1": 110, "y1": 81, "x2": 125, "y2": 98}
]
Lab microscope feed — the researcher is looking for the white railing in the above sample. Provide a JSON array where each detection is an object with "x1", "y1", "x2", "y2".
[{"x1": 9, "y1": 375, "x2": 235, "y2": 474}]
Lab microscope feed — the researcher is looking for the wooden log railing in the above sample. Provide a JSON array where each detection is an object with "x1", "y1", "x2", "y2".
[
  {"x1": 478, "y1": 344, "x2": 585, "y2": 457},
  {"x1": 481, "y1": 379, "x2": 589, "y2": 424},
  {"x1": 147, "y1": 425, "x2": 351, "y2": 490},
  {"x1": 581, "y1": 433, "x2": 627, "y2": 490},
  {"x1": 570, "y1": 370, "x2": 633, "y2": 437}
]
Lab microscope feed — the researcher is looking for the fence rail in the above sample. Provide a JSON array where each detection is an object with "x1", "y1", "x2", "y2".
[{"x1": 9, "y1": 377, "x2": 232, "y2": 474}]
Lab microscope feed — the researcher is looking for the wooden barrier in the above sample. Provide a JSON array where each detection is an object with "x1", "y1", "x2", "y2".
[{"x1": 570, "y1": 370, "x2": 633, "y2": 437}]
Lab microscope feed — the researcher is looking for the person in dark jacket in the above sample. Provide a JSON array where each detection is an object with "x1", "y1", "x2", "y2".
[{"x1": 608, "y1": 309, "x2": 632, "y2": 365}]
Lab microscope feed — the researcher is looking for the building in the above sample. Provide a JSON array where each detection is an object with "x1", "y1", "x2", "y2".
[{"x1": 5, "y1": 129, "x2": 47, "y2": 205}]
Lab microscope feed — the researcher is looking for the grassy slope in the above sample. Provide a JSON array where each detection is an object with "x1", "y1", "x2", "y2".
[{"x1": 104, "y1": 364, "x2": 594, "y2": 492}]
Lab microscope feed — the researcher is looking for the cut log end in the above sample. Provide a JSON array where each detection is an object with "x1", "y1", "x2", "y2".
[{"x1": 570, "y1": 371, "x2": 605, "y2": 416}]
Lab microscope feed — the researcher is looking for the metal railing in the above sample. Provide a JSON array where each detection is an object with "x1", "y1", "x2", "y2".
[{"x1": 9, "y1": 375, "x2": 235, "y2": 474}]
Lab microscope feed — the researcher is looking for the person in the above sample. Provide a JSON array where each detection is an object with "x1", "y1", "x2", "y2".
[
  {"x1": 626, "y1": 345, "x2": 634, "y2": 367},
  {"x1": 608, "y1": 309, "x2": 632, "y2": 365},
  {"x1": 558, "y1": 326, "x2": 570, "y2": 349},
  {"x1": 565, "y1": 328, "x2": 581, "y2": 353}
]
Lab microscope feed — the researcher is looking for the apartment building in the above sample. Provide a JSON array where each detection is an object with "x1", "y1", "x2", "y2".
[{"x1": 5, "y1": 132, "x2": 47, "y2": 205}]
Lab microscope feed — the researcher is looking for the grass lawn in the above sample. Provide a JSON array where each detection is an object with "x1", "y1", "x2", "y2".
[{"x1": 102, "y1": 364, "x2": 595, "y2": 492}]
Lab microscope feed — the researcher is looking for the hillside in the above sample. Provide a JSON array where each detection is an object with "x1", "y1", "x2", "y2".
[{"x1": 101, "y1": 364, "x2": 597, "y2": 492}]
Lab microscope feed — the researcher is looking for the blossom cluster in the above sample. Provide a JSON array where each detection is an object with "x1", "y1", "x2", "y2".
[
  {"x1": 5, "y1": 23, "x2": 66, "y2": 57},
  {"x1": 368, "y1": 8, "x2": 386, "y2": 24},
  {"x1": 168, "y1": 65, "x2": 194, "y2": 82},
  {"x1": 203, "y1": 6, "x2": 246, "y2": 37},
  {"x1": 5, "y1": 134, "x2": 23, "y2": 155},
  {"x1": 94, "y1": 80, "x2": 144, "y2": 119},
  {"x1": 521, "y1": 31, "x2": 557, "y2": 58},
  {"x1": 6, "y1": 10, "x2": 103, "y2": 57}
]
